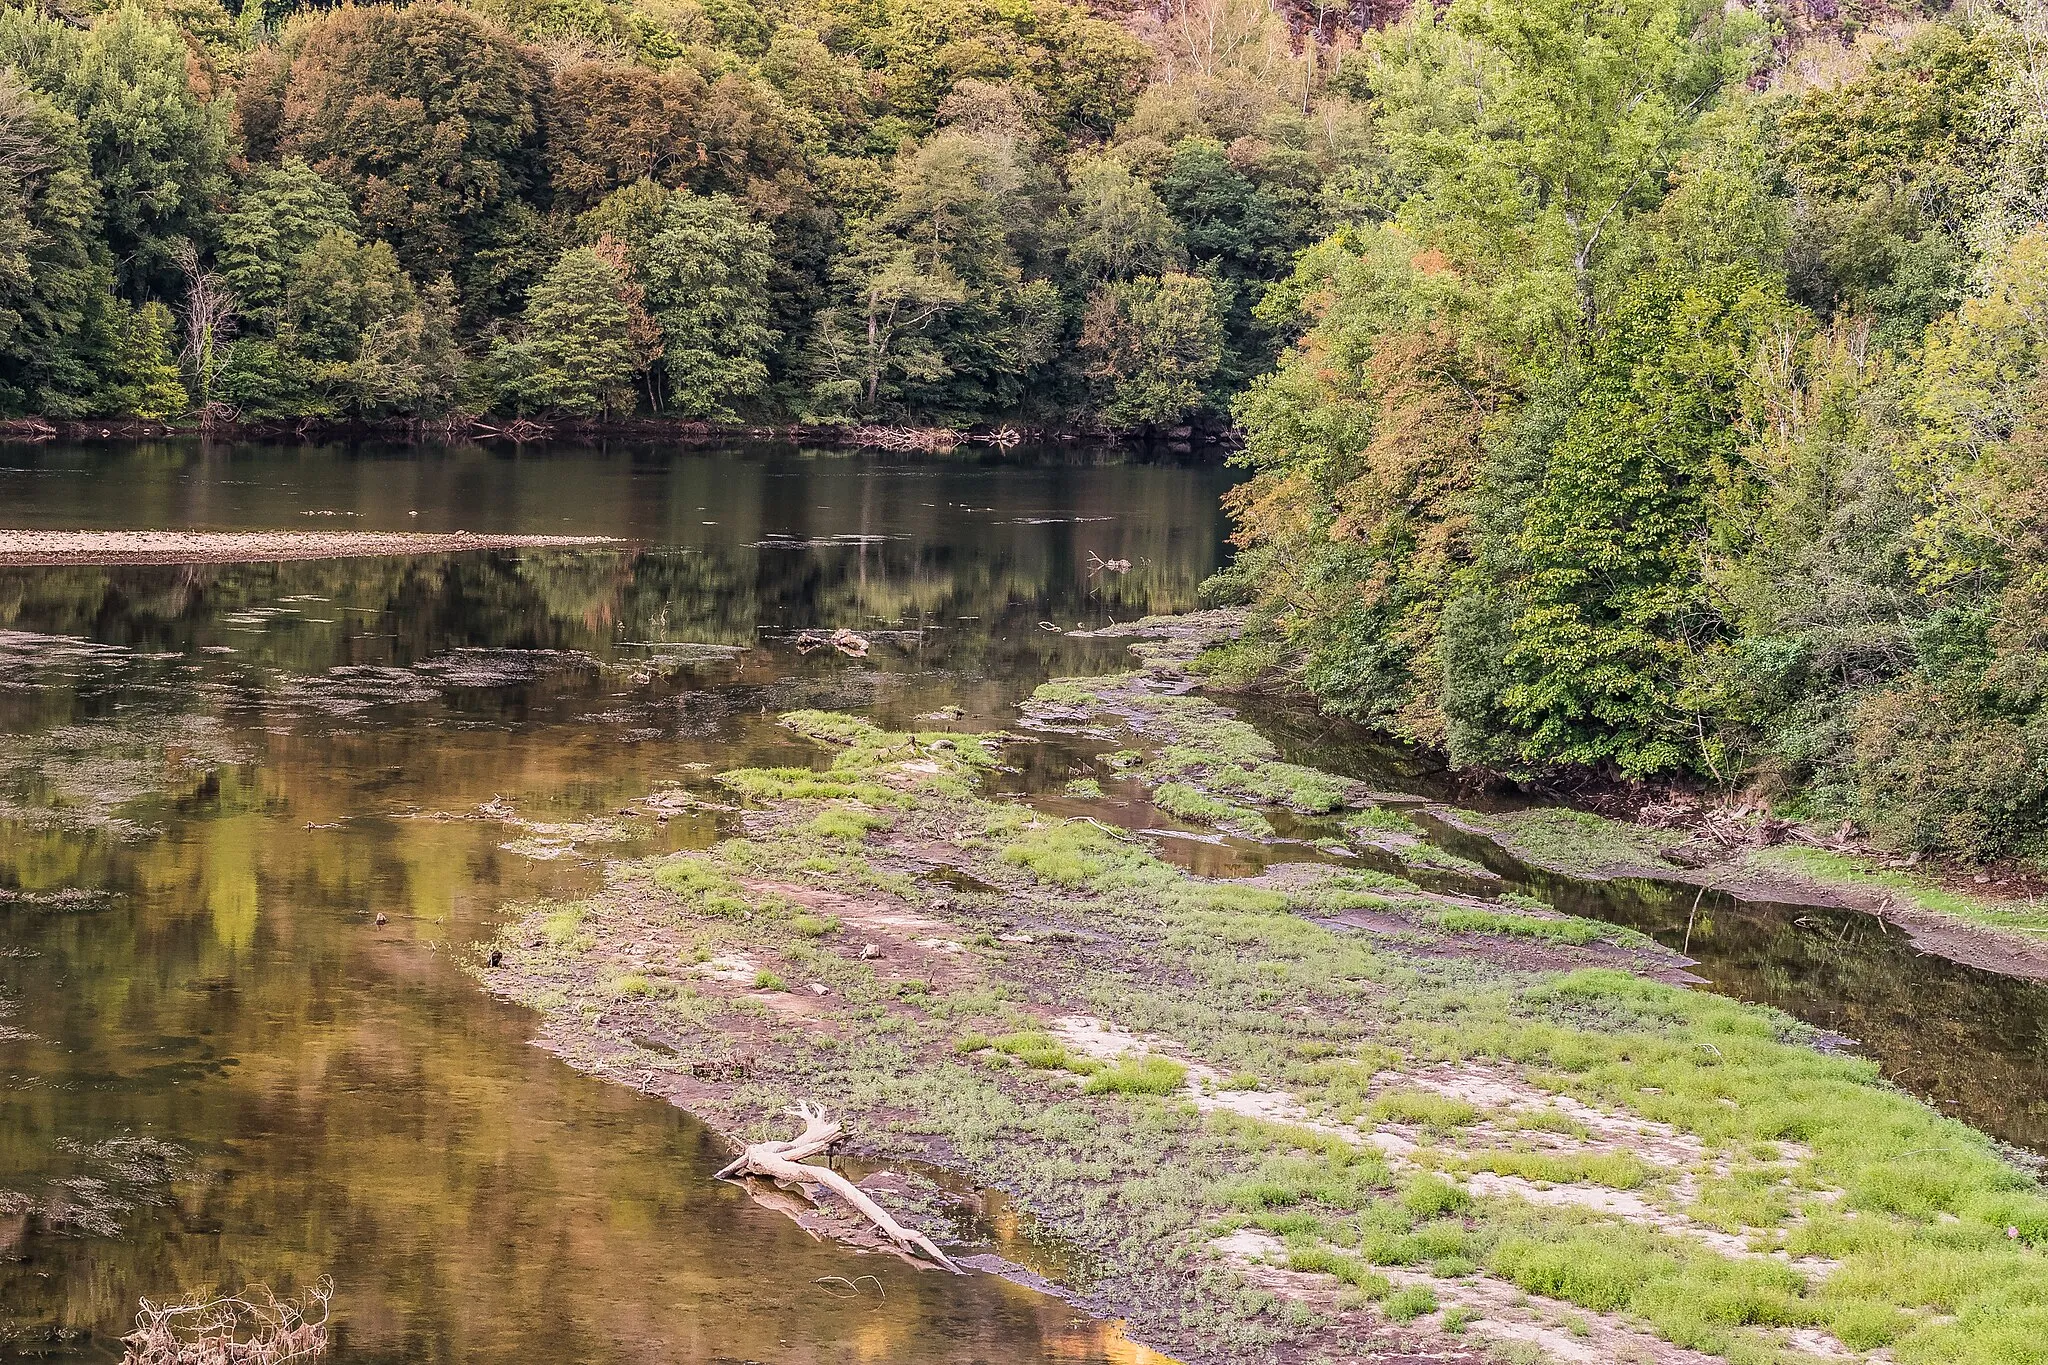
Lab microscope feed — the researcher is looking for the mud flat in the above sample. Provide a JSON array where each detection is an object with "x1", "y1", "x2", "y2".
[
  {"x1": 473, "y1": 619, "x2": 2048, "y2": 1365},
  {"x1": 0, "y1": 529, "x2": 620, "y2": 565}
]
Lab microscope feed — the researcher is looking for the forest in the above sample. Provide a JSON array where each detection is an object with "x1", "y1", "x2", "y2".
[
  {"x1": 0, "y1": 0, "x2": 1348, "y2": 428},
  {"x1": 1210, "y1": 0, "x2": 2048, "y2": 865},
  {"x1": 7, "y1": 0, "x2": 2048, "y2": 859}
]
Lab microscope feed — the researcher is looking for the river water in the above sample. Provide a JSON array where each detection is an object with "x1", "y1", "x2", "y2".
[
  {"x1": 0, "y1": 439, "x2": 1214, "y2": 1363},
  {"x1": 2, "y1": 439, "x2": 2044, "y2": 1362}
]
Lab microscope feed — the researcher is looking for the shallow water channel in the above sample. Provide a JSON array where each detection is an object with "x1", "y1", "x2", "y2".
[{"x1": 2, "y1": 439, "x2": 2045, "y2": 1362}]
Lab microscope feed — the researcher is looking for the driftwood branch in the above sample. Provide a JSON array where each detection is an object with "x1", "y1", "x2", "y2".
[{"x1": 717, "y1": 1103, "x2": 963, "y2": 1273}]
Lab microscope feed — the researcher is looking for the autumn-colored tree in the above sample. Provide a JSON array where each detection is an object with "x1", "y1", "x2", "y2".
[{"x1": 543, "y1": 61, "x2": 709, "y2": 210}]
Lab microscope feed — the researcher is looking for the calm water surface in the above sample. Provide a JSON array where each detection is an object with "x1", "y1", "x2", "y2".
[{"x1": 0, "y1": 439, "x2": 1219, "y2": 1362}]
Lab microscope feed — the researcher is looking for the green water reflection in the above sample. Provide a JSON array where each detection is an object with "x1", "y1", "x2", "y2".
[{"x1": 0, "y1": 440, "x2": 1223, "y2": 1363}]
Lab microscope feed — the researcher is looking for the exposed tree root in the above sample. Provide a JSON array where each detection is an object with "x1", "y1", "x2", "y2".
[{"x1": 715, "y1": 1103, "x2": 963, "y2": 1273}]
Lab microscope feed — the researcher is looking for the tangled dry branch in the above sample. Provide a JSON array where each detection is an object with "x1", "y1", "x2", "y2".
[{"x1": 121, "y1": 1279, "x2": 333, "y2": 1365}]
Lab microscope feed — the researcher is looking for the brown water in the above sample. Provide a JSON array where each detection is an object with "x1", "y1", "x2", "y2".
[{"x1": 0, "y1": 439, "x2": 1218, "y2": 1362}]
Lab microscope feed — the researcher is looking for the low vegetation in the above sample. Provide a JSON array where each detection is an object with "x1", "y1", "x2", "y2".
[{"x1": 477, "y1": 652, "x2": 2048, "y2": 1365}]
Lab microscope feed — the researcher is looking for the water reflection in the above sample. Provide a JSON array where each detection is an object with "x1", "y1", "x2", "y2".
[{"x1": 0, "y1": 440, "x2": 1231, "y2": 1362}]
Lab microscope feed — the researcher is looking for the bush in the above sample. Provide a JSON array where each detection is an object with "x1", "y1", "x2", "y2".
[
  {"x1": 1382, "y1": 1284, "x2": 1437, "y2": 1322},
  {"x1": 1851, "y1": 679, "x2": 2048, "y2": 857}
]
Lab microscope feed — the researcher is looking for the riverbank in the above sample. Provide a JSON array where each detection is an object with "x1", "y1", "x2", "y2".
[
  {"x1": 1193, "y1": 629, "x2": 2048, "y2": 983},
  {"x1": 0, "y1": 529, "x2": 621, "y2": 566},
  {"x1": 0, "y1": 413, "x2": 1228, "y2": 453},
  {"x1": 474, "y1": 616, "x2": 2048, "y2": 1365},
  {"x1": 1431, "y1": 798, "x2": 2048, "y2": 984}
]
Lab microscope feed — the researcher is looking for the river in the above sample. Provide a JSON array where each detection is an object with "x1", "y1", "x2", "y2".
[
  {"x1": 0, "y1": 438, "x2": 1212, "y2": 1363},
  {"x1": 1, "y1": 438, "x2": 2044, "y2": 1363}
]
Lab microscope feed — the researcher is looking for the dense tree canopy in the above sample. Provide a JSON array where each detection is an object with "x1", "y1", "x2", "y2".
[
  {"x1": 1217, "y1": 0, "x2": 2048, "y2": 858},
  {"x1": 0, "y1": 0, "x2": 1312, "y2": 429}
]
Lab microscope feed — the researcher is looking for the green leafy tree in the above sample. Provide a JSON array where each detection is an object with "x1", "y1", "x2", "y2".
[
  {"x1": 1063, "y1": 156, "x2": 1182, "y2": 281},
  {"x1": 217, "y1": 158, "x2": 360, "y2": 324},
  {"x1": 756, "y1": 27, "x2": 867, "y2": 148},
  {"x1": 1375, "y1": 0, "x2": 1758, "y2": 336},
  {"x1": 640, "y1": 194, "x2": 778, "y2": 418},
  {"x1": 1079, "y1": 272, "x2": 1223, "y2": 426},
  {"x1": 106, "y1": 299, "x2": 187, "y2": 419},
  {"x1": 492, "y1": 247, "x2": 638, "y2": 418},
  {"x1": 1503, "y1": 266, "x2": 1785, "y2": 776},
  {"x1": 272, "y1": 233, "x2": 462, "y2": 418},
  {"x1": 0, "y1": 3, "x2": 231, "y2": 296},
  {"x1": 574, "y1": 179, "x2": 675, "y2": 264},
  {"x1": 808, "y1": 235, "x2": 965, "y2": 417},
  {"x1": 0, "y1": 70, "x2": 118, "y2": 416}
]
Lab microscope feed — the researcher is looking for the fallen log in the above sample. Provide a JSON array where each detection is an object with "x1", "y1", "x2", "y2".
[{"x1": 716, "y1": 1103, "x2": 963, "y2": 1273}]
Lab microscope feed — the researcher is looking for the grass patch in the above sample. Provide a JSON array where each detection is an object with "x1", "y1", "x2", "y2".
[
  {"x1": 1425, "y1": 906, "x2": 1607, "y2": 945},
  {"x1": 610, "y1": 973, "x2": 655, "y2": 997},
  {"x1": 1082, "y1": 1054, "x2": 1188, "y2": 1096},
  {"x1": 1455, "y1": 1147, "x2": 1656, "y2": 1190},
  {"x1": 1191, "y1": 637, "x2": 1288, "y2": 687},
  {"x1": 1370, "y1": 1089, "x2": 1481, "y2": 1131},
  {"x1": 990, "y1": 1030, "x2": 1102, "y2": 1076},
  {"x1": 541, "y1": 901, "x2": 590, "y2": 948},
  {"x1": 998, "y1": 820, "x2": 1137, "y2": 887},
  {"x1": 1477, "y1": 807, "x2": 1677, "y2": 877},
  {"x1": 1152, "y1": 781, "x2": 1271, "y2": 834},
  {"x1": 1383, "y1": 1284, "x2": 1438, "y2": 1322},
  {"x1": 1286, "y1": 1241, "x2": 1392, "y2": 1295},
  {"x1": 752, "y1": 969, "x2": 786, "y2": 991},
  {"x1": 790, "y1": 912, "x2": 840, "y2": 937},
  {"x1": 1349, "y1": 806, "x2": 1421, "y2": 835},
  {"x1": 1751, "y1": 846, "x2": 2048, "y2": 938},
  {"x1": 653, "y1": 857, "x2": 750, "y2": 917},
  {"x1": 810, "y1": 806, "x2": 890, "y2": 844}
]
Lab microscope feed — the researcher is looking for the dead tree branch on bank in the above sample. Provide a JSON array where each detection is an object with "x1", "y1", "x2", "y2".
[{"x1": 716, "y1": 1103, "x2": 963, "y2": 1273}]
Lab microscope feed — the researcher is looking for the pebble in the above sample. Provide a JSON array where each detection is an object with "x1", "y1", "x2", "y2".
[{"x1": 860, "y1": 943, "x2": 882, "y2": 959}]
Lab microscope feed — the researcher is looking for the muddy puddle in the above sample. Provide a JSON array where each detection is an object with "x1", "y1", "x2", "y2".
[{"x1": 0, "y1": 438, "x2": 1218, "y2": 1363}]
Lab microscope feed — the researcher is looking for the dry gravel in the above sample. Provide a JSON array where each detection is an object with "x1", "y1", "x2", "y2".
[{"x1": 0, "y1": 529, "x2": 620, "y2": 565}]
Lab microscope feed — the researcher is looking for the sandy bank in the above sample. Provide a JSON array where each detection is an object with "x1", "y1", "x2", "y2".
[{"x1": 0, "y1": 529, "x2": 622, "y2": 566}]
